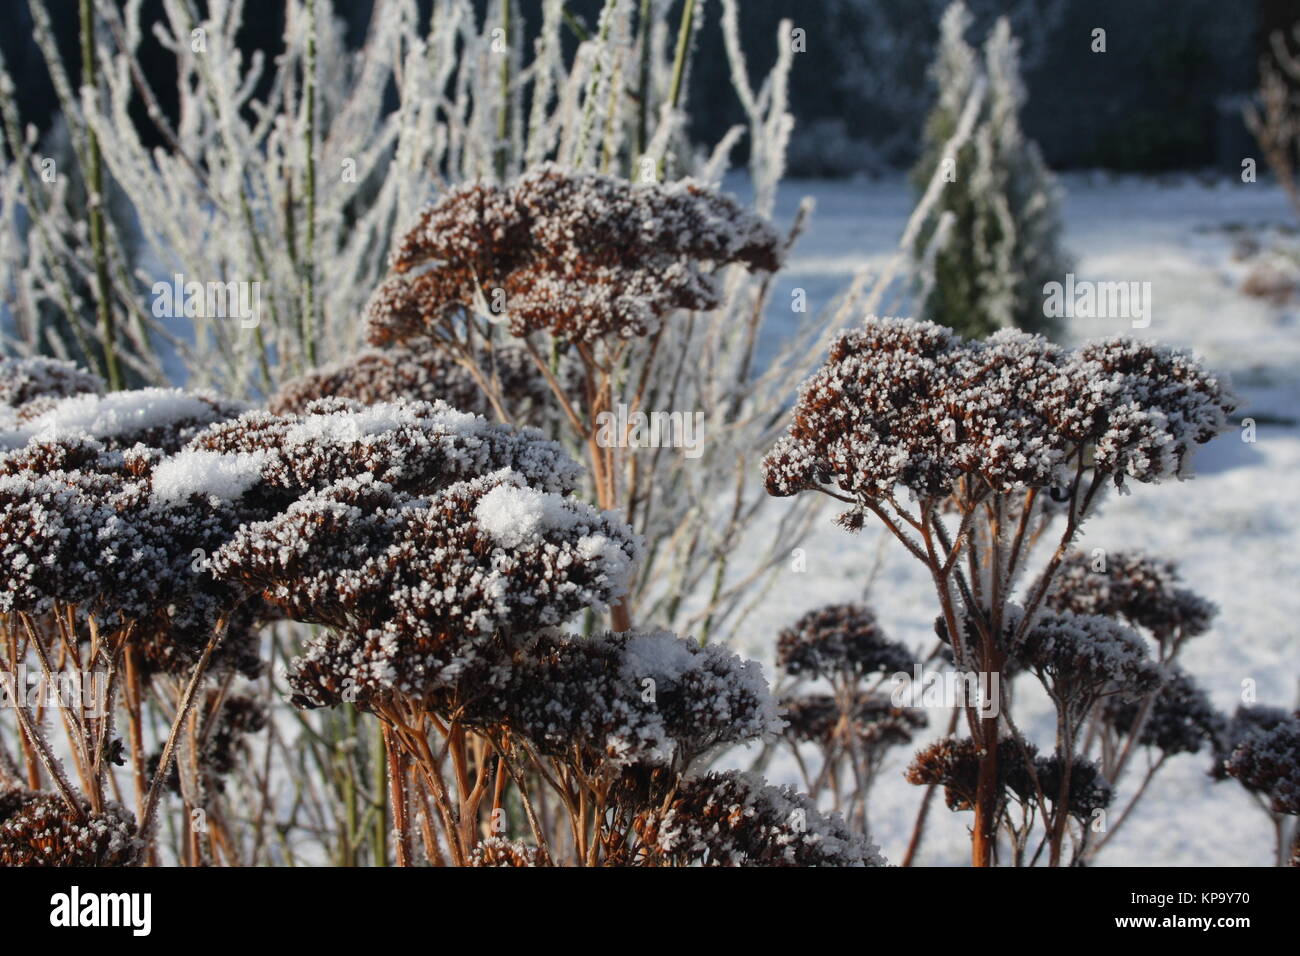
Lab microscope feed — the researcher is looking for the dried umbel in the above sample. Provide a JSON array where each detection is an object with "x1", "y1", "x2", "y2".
[
  {"x1": 1103, "y1": 666, "x2": 1224, "y2": 757},
  {"x1": 0, "y1": 442, "x2": 248, "y2": 650},
  {"x1": 1031, "y1": 754, "x2": 1114, "y2": 823},
  {"x1": 0, "y1": 356, "x2": 104, "y2": 411},
  {"x1": 1011, "y1": 611, "x2": 1161, "y2": 716},
  {"x1": 502, "y1": 629, "x2": 782, "y2": 769},
  {"x1": 214, "y1": 473, "x2": 640, "y2": 710},
  {"x1": 1223, "y1": 713, "x2": 1300, "y2": 815},
  {"x1": 763, "y1": 317, "x2": 1237, "y2": 516},
  {"x1": 187, "y1": 397, "x2": 580, "y2": 508},
  {"x1": 776, "y1": 603, "x2": 916, "y2": 682},
  {"x1": 0, "y1": 387, "x2": 243, "y2": 454},
  {"x1": 906, "y1": 737, "x2": 1110, "y2": 821},
  {"x1": 634, "y1": 771, "x2": 883, "y2": 867},
  {"x1": 1212, "y1": 706, "x2": 1297, "y2": 781},
  {"x1": 783, "y1": 693, "x2": 927, "y2": 753},
  {"x1": 0, "y1": 789, "x2": 138, "y2": 866},
  {"x1": 268, "y1": 345, "x2": 551, "y2": 424},
  {"x1": 1044, "y1": 551, "x2": 1215, "y2": 646},
  {"x1": 907, "y1": 736, "x2": 1033, "y2": 815},
  {"x1": 367, "y1": 164, "x2": 783, "y2": 346}
]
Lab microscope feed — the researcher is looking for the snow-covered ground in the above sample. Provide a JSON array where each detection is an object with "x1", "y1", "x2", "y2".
[{"x1": 731, "y1": 172, "x2": 1300, "y2": 866}]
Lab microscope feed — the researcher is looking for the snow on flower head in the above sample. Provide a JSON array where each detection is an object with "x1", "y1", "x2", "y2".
[
  {"x1": 0, "y1": 387, "x2": 242, "y2": 453},
  {"x1": 214, "y1": 471, "x2": 641, "y2": 711},
  {"x1": 151, "y1": 449, "x2": 268, "y2": 505},
  {"x1": 0, "y1": 440, "x2": 261, "y2": 677},
  {"x1": 500, "y1": 629, "x2": 782, "y2": 770},
  {"x1": 0, "y1": 356, "x2": 104, "y2": 411},
  {"x1": 188, "y1": 397, "x2": 580, "y2": 503},
  {"x1": 366, "y1": 163, "x2": 783, "y2": 346}
]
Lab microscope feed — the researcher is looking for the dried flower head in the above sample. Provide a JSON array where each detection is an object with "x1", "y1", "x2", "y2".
[
  {"x1": 213, "y1": 473, "x2": 640, "y2": 710},
  {"x1": 1059, "y1": 338, "x2": 1238, "y2": 482},
  {"x1": 763, "y1": 317, "x2": 1237, "y2": 524},
  {"x1": 906, "y1": 736, "x2": 1110, "y2": 820},
  {"x1": 187, "y1": 397, "x2": 580, "y2": 507},
  {"x1": 367, "y1": 163, "x2": 782, "y2": 346},
  {"x1": 0, "y1": 431, "x2": 266, "y2": 678},
  {"x1": 1103, "y1": 666, "x2": 1224, "y2": 757},
  {"x1": 1223, "y1": 713, "x2": 1300, "y2": 815},
  {"x1": 268, "y1": 345, "x2": 551, "y2": 424},
  {"x1": 1211, "y1": 705, "x2": 1295, "y2": 781},
  {"x1": 906, "y1": 735, "x2": 1034, "y2": 815},
  {"x1": 0, "y1": 387, "x2": 243, "y2": 454},
  {"x1": 0, "y1": 356, "x2": 103, "y2": 412},
  {"x1": 1011, "y1": 611, "x2": 1161, "y2": 713},
  {"x1": 1044, "y1": 550, "x2": 1215, "y2": 644},
  {"x1": 634, "y1": 770, "x2": 884, "y2": 866},
  {"x1": 777, "y1": 603, "x2": 915, "y2": 681},
  {"x1": 0, "y1": 789, "x2": 137, "y2": 866},
  {"x1": 501, "y1": 629, "x2": 782, "y2": 769},
  {"x1": 782, "y1": 692, "x2": 927, "y2": 752}
]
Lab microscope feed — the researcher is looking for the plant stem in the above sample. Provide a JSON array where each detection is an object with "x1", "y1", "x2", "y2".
[
  {"x1": 79, "y1": 0, "x2": 123, "y2": 390},
  {"x1": 302, "y1": 0, "x2": 319, "y2": 367}
]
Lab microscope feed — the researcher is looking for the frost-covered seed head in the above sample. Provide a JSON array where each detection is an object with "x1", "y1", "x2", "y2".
[
  {"x1": 762, "y1": 317, "x2": 1238, "y2": 524},
  {"x1": 633, "y1": 770, "x2": 884, "y2": 867},
  {"x1": 776, "y1": 603, "x2": 916, "y2": 681},
  {"x1": 1044, "y1": 550, "x2": 1215, "y2": 643},
  {"x1": 366, "y1": 163, "x2": 782, "y2": 346},
  {"x1": 1103, "y1": 666, "x2": 1224, "y2": 757},
  {"x1": 1221, "y1": 711, "x2": 1300, "y2": 814},
  {"x1": 0, "y1": 356, "x2": 103, "y2": 410},
  {"x1": 0, "y1": 789, "x2": 138, "y2": 866},
  {"x1": 268, "y1": 345, "x2": 552, "y2": 425}
]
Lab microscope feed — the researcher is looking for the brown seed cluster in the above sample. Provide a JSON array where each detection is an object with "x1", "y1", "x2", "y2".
[
  {"x1": 776, "y1": 602, "x2": 916, "y2": 681},
  {"x1": 1011, "y1": 611, "x2": 1161, "y2": 715},
  {"x1": 633, "y1": 770, "x2": 883, "y2": 866},
  {"x1": 1223, "y1": 712, "x2": 1300, "y2": 815},
  {"x1": 1044, "y1": 550, "x2": 1215, "y2": 644},
  {"x1": 0, "y1": 436, "x2": 254, "y2": 670},
  {"x1": 0, "y1": 789, "x2": 138, "y2": 866},
  {"x1": 499, "y1": 629, "x2": 782, "y2": 770},
  {"x1": 269, "y1": 344, "x2": 552, "y2": 424},
  {"x1": 906, "y1": 736, "x2": 1111, "y2": 820},
  {"x1": 782, "y1": 693, "x2": 927, "y2": 752},
  {"x1": 211, "y1": 474, "x2": 640, "y2": 711},
  {"x1": 1103, "y1": 665, "x2": 1224, "y2": 757},
  {"x1": 366, "y1": 163, "x2": 782, "y2": 346},
  {"x1": 763, "y1": 318, "x2": 1238, "y2": 524}
]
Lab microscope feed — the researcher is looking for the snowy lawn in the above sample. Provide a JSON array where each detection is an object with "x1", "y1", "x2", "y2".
[{"x1": 731, "y1": 172, "x2": 1299, "y2": 866}]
